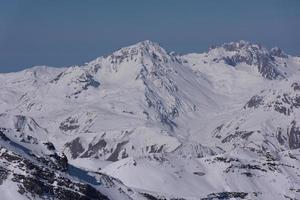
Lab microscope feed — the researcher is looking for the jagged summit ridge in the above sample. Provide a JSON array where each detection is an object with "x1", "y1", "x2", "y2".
[
  {"x1": 0, "y1": 40, "x2": 300, "y2": 200},
  {"x1": 207, "y1": 40, "x2": 287, "y2": 80},
  {"x1": 111, "y1": 40, "x2": 169, "y2": 59},
  {"x1": 87, "y1": 40, "x2": 172, "y2": 68},
  {"x1": 2, "y1": 40, "x2": 293, "y2": 81}
]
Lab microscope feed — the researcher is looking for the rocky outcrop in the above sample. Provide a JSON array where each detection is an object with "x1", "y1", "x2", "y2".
[
  {"x1": 288, "y1": 120, "x2": 300, "y2": 149},
  {"x1": 211, "y1": 41, "x2": 286, "y2": 80},
  {"x1": 244, "y1": 82, "x2": 300, "y2": 116},
  {"x1": 65, "y1": 137, "x2": 85, "y2": 159},
  {"x1": 50, "y1": 66, "x2": 100, "y2": 98},
  {"x1": 0, "y1": 147, "x2": 110, "y2": 200}
]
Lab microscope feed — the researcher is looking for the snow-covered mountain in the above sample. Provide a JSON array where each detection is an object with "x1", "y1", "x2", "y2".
[{"x1": 0, "y1": 40, "x2": 300, "y2": 200}]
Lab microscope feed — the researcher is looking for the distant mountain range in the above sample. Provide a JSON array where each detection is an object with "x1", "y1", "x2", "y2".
[{"x1": 0, "y1": 40, "x2": 300, "y2": 200}]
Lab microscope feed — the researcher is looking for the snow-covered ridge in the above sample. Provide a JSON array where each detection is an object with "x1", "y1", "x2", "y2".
[
  {"x1": 0, "y1": 40, "x2": 300, "y2": 200},
  {"x1": 184, "y1": 40, "x2": 295, "y2": 80}
]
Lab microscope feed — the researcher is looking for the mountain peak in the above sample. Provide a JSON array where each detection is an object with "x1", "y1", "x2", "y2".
[
  {"x1": 129, "y1": 40, "x2": 162, "y2": 50},
  {"x1": 1, "y1": 39, "x2": 300, "y2": 200},
  {"x1": 207, "y1": 40, "x2": 286, "y2": 80},
  {"x1": 221, "y1": 40, "x2": 267, "y2": 53},
  {"x1": 112, "y1": 40, "x2": 168, "y2": 58},
  {"x1": 270, "y1": 47, "x2": 288, "y2": 58},
  {"x1": 215, "y1": 40, "x2": 286, "y2": 58},
  {"x1": 92, "y1": 40, "x2": 174, "y2": 68}
]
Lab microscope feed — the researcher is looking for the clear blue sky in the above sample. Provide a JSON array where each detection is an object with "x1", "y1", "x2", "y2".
[{"x1": 0, "y1": 0, "x2": 299, "y2": 72}]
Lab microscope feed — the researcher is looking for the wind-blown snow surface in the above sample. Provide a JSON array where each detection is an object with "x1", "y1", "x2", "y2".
[{"x1": 0, "y1": 40, "x2": 300, "y2": 200}]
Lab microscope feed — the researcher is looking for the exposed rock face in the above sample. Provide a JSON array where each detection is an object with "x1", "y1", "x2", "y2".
[
  {"x1": 243, "y1": 81, "x2": 300, "y2": 116},
  {"x1": 0, "y1": 40, "x2": 300, "y2": 199},
  {"x1": 0, "y1": 126, "x2": 68, "y2": 172},
  {"x1": 292, "y1": 82, "x2": 300, "y2": 91},
  {"x1": 59, "y1": 117, "x2": 80, "y2": 132},
  {"x1": 50, "y1": 66, "x2": 100, "y2": 98},
  {"x1": 81, "y1": 139, "x2": 107, "y2": 158},
  {"x1": 211, "y1": 41, "x2": 286, "y2": 80},
  {"x1": 49, "y1": 153, "x2": 69, "y2": 171},
  {"x1": 65, "y1": 137, "x2": 85, "y2": 159},
  {"x1": 244, "y1": 95, "x2": 264, "y2": 109},
  {"x1": 0, "y1": 166, "x2": 8, "y2": 185},
  {"x1": 288, "y1": 120, "x2": 300, "y2": 149},
  {"x1": 0, "y1": 114, "x2": 48, "y2": 144},
  {"x1": 213, "y1": 78, "x2": 300, "y2": 154},
  {"x1": 0, "y1": 129, "x2": 10, "y2": 142},
  {"x1": 0, "y1": 147, "x2": 110, "y2": 200},
  {"x1": 43, "y1": 142, "x2": 56, "y2": 151},
  {"x1": 142, "y1": 71, "x2": 180, "y2": 131},
  {"x1": 221, "y1": 130, "x2": 254, "y2": 143},
  {"x1": 200, "y1": 192, "x2": 249, "y2": 200},
  {"x1": 107, "y1": 141, "x2": 129, "y2": 162},
  {"x1": 270, "y1": 47, "x2": 288, "y2": 58},
  {"x1": 121, "y1": 41, "x2": 183, "y2": 131}
]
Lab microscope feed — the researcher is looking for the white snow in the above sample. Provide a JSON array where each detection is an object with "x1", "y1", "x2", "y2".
[{"x1": 0, "y1": 40, "x2": 300, "y2": 199}]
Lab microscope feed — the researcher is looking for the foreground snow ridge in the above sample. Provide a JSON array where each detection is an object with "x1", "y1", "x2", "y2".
[{"x1": 0, "y1": 40, "x2": 300, "y2": 200}]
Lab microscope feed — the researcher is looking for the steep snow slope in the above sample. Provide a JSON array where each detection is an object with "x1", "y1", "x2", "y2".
[{"x1": 0, "y1": 40, "x2": 300, "y2": 200}]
